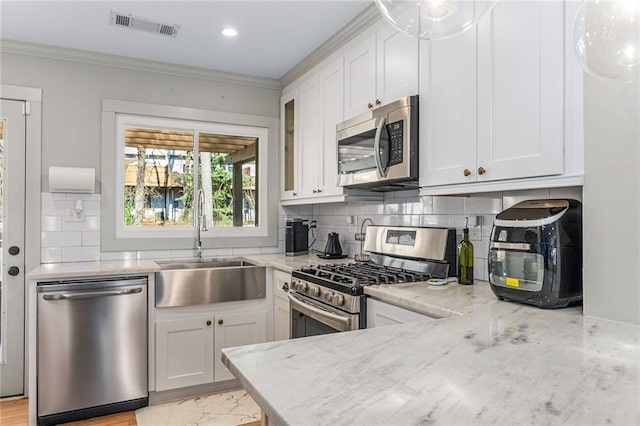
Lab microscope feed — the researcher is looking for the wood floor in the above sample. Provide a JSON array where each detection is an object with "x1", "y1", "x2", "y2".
[{"x1": 0, "y1": 397, "x2": 261, "y2": 426}]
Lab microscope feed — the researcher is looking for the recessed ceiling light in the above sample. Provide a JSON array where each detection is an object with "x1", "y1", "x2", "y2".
[{"x1": 222, "y1": 28, "x2": 238, "y2": 37}]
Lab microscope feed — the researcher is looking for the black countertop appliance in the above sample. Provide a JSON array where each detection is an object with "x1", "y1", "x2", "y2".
[
  {"x1": 488, "y1": 199, "x2": 582, "y2": 308},
  {"x1": 285, "y1": 218, "x2": 308, "y2": 256}
]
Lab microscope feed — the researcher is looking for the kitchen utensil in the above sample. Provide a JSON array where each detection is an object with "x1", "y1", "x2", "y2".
[{"x1": 324, "y1": 233, "x2": 342, "y2": 256}]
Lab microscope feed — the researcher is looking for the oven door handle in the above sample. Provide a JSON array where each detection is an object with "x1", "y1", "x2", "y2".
[
  {"x1": 288, "y1": 293, "x2": 352, "y2": 332},
  {"x1": 373, "y1": 116, "x2": 387, "y2": 178}
]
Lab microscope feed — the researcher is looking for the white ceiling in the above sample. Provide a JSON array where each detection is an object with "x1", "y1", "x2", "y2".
[{"x1": 0, "y1": 1, "x2": 373, "y2": 80}]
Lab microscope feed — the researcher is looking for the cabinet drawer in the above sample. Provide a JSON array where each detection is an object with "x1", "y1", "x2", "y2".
[{"x1": 273, "y1": 269, "x2": 292, "y2": 301}]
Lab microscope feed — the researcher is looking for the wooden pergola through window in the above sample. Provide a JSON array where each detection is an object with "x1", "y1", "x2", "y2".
[{"x1": 124, "y1": 127, "x2": 258, "y2": 226}]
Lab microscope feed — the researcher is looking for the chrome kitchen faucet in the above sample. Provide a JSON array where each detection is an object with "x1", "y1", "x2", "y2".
[{"x1": 196, "y1": 188, "x2": 208, "y2": 258}]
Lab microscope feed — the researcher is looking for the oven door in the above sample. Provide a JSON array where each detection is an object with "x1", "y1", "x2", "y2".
[{"x1": 289, "y1": 292, "x2": 358, "y2": 338}]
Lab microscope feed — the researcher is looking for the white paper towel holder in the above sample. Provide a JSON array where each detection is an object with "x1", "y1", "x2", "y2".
[{"x1": 49, "y1": 166, "x2": 96, "y2": 219}]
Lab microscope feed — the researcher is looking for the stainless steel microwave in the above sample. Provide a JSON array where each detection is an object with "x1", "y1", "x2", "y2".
[{"x1": 336, "y1": 95, "x2": 418, "y2": 190}]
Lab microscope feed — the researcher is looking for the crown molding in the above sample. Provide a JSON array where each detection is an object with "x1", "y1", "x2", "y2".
[
  {"x1": 279, "y1": 3, "x2": 382, "y2": 88},
  {"x1": 0, "y1": 39, "x2": 282, "y2": 91}
]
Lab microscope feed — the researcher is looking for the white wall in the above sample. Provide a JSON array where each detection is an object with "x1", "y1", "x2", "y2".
[
  {"x1": 0, "y1": 51, "x2": 281, "y2": 192},
  {"x1": 583, "y1": 75, "x2": 640, "y2": 325}
]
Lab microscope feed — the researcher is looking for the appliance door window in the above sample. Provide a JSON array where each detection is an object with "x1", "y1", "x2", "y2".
[
  {"x1": 338, "y1": 122, "x2": 390, "y2": 176},
  {"x1": 489, "y1": 249, "x2": 544, "y2": 292},
  {"x1": 289, "y1": 293, "x2": 357, "y2": 338}
]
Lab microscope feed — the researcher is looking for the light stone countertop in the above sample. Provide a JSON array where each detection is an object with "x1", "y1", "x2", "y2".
[
  {"x1": 223, "y1": 279, "x2": 640, "y2": 425},
  {"x1": 28, "y1": 259, "x2": 160, "y2": 280},
  {"x1": 242, "y1": 252, "x2": 354, "y2": 273}
]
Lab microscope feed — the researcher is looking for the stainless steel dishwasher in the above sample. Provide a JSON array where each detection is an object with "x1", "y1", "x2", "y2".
[{"x1": 36, "y1": 276, "x2": 148, "y2": 425}]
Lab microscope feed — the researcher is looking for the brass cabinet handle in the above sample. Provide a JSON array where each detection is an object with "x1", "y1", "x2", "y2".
[
  {"x1": 218, "y1": 319, "x2": 224, "y2": 325},
  {"x1": 206, "y1": 320, "x2": 212, "y2": 326},
  {"x1": 312, "y1": 189, "x2": 318, "y2": 193},
  {"x1": 463, "y1": 168, "x2": 471, "y2": 177},
  {"x1": 292, "y1": 192, "x2": 297, "y2": 196},
  {"x1": 375, "y1": 99, "x2": 382, "y2": 105},
  {"x1": 282, "y1": 282, "x2": 289, "y2": 291},
  {"x1": 478, "y1": 166, "x2": 486, "y2": 175},
  {"x1": 317, "y1": 188, "x2": 323, "y2": 193},
  {"x1": 367, "y1": 102, "x2": 373, "y2": 109}
]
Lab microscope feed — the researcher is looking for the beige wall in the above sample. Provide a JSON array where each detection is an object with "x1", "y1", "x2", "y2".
[
  {"x1": 0, "y1": 51, "x2": 281, "y2": 192},
  {"x1": 583, "y1": 74, "x2": 640, "y2": 324}
]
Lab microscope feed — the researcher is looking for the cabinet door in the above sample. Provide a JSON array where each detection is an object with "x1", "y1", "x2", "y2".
[
  {"x1": 297, "y1": 74, "x2": 321, "y2": 199},
  {"x1": 317, "y1": 57, "x2": 345, "y2": 198},
  {"x1": 376, "y1": 24, "x2": 419, "y2": 105},
  {"x1": 344, "y1": 32, "x2": 376, "y2": 119},
  {"x1": 477, "y1": 1, "x2": 564, "y2": 182},
  {"x1": 281, "y1": 86, "x2": 298, "y2": 200},
  {"x1": 419, "y1": 30, "x2": 477, "y2": 187},
  {"x1": 274, "y1": 297, "x2": 290, "y2": 341},
  {"x1": 366, "y1": 299, "x2": 433, "y2": 328},
  {"x1": 214, "y1": 311, "x2": 267, "y2": 382},
  {"x1": 155, "y1": 316, "x2": 214, "y2": 391},
  {"x1": 273, "y1": 269, "x2": 291, "y2": 301}
]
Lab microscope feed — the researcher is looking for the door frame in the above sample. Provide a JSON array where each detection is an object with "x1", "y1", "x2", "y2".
[{"x1": 0, "y1": 84, "x2": 42, "y2": 397}]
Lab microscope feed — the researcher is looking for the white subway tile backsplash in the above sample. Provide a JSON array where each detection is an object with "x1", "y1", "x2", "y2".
[
  {"x1": 383, "y1": 202, "x2": 404, "y2": 215},
  {"x1": 549, "y1": 186, "x2": 583, "y2": 201},
  {"x1": 66, "y1": 193, "x2": 101, "y2": 201},
  {"x1": 433, "y1": 196, "x2": 465, "y2": 214},
  {"x1": 62, "y1": 246, "x2": 100, "y2": 262},
  {"x1": 420, "y1": 215, "x2": 449, "y2": 227},
  {"x1": 137, "y1": 250, "x2": 172, "y2": 260},
  {"x1": 42, "y1": 231, "x2": 81, "y2": 247},
  {"x1": 100, "y1": 251, "x2": 137, "y2": 261},
  {"x1": 41, "y1": 192, "x2": 67, "y2": 201},
  {"x1": 81, "y1": 231, "x2": 100, "y2": 246},
  {"x1": 464, "y1": 195, "x2": 503, "y2": 215},
  {"x1": 232, "y1": 247, "x2": 262, "y2": 255},
  {"x1": 41, "y1": 247, "x2": 62, "y2": 263},
  {"x1": 202, "y1": 248, "x2": 234, "y2": 257},
  {"x1": 502, "y1": 189, "x2": 550, "y2": 209},
  {"x1": 42, "y1": 216, "x2": 62, "y2": 232}
]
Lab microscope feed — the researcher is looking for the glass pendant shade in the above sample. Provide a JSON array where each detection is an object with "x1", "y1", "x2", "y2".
[
  {"x1": 573, "y1": 0, "x2": 640, "y2": 82},
  {"x1": 374, "y1": 0, "x2": 497, "y2": 40}
]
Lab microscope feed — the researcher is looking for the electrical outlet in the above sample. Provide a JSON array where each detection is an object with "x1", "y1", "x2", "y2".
[
  {"x1": 65, "y1": 208, "x2": 84, "y2": 222},
  {"x1": 469, "y1": 226, "x2": 482, "y2": 241}
]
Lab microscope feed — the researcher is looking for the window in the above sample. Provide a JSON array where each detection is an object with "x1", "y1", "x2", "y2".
[{"x1": 101, "y1": 100, "x2": 277, "y2": 252}]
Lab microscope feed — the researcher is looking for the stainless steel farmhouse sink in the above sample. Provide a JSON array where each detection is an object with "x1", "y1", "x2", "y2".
[{"x1": 155, "y1": 258, "x2": 266, "y2": 308}]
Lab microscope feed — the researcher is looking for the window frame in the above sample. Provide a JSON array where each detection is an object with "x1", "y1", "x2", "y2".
[{"x1": 101, "y1": 99, "x2": 278, "y2": 252}]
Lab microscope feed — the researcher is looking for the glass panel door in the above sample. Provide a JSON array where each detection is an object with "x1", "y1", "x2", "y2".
[{"x1": 0, "y1": 99, "x2": 27, "y2": 397}]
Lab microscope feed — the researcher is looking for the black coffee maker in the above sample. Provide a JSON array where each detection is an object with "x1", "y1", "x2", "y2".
[{"x1": 285, "y1": 218, "x2": 308, "y2": 256}]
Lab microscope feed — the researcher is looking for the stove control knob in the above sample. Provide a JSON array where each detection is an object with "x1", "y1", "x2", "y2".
[
  {"x1": 333, "y1": 294, "x2": 345, "y2": 306},
  {"x1": 324, "y1": 291, "x2": 334, "y2": 302},
  {"x1": 290, "y1": 280, "x2": 298, "y2": 290},
  {"x1": 310, "y1": 286, "x2": 320, "y2": 297},
  {"x1": 298, "y1": 281, "x2": 308, "y2": 292}
]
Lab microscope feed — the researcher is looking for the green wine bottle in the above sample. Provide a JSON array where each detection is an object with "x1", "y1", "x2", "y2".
[{"x1": 457, "y1": 223, "x2": 474, "y2": 285}]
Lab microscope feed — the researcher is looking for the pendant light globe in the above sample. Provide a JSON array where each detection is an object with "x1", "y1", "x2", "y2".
[
  {"x1": 374, "y1": 0, "x2": 497, "y2": 41},
  {"x1": 573, "y1": 0, "x2": 640, "y2": 82}
]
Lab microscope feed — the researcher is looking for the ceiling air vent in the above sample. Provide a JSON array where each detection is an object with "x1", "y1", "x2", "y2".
[{"x1": 110, "y1": 11, "x2": 180, "y2": 38}]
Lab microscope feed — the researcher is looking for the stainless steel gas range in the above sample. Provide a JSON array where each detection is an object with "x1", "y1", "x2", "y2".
[{"x1": 289, "y1": 225, "x2": 457, "y2": 338}]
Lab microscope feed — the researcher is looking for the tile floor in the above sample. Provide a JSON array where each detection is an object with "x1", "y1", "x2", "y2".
[{"x1": 135, "y1": 389, "x2": 261, "y2": 426}]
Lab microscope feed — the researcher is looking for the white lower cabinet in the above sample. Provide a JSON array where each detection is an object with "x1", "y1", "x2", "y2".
[
  {"x1": 273, "y1": 269, "x2": 291, "y2": 341},
  {"x1": 155, "y1": 316, "x2": 214, "y2": 391},
  {"x1": 214, "y1": 311, "x2": 267, "y2": 382},
  {"x1": 367, "y1": 298, "x2": 434, "y2": 328},
  {"x1": 155, "y1": 310, "x2": 266, "y2": 391}
]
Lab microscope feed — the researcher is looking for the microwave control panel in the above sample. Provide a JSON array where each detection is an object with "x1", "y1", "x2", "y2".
[{"x1": 388, "y1": 121, "x2": 404, "y2": 166}]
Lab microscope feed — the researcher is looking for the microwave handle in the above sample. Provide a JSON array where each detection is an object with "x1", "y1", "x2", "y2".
[{"x1": 373, "y1": 117, "x2": 387, "y2": 178}]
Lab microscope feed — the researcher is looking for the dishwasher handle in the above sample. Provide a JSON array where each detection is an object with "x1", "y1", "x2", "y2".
[{"x1": 42, "y1": 287, "x2": 143, "y2": 301}]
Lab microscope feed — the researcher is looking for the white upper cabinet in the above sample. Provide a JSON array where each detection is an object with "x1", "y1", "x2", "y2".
[
  {"x1": 344, "y1": 22, "x2": 419, "y2": 120},
  {"x1": 280, "y1": 86, "x2": 298, "y2": 201},
  {"x1": 420, "y1": 0, "x2": 580, "y2": 194},
  {"x1": 376, "y1": 24, "x2": 419, "y2": 107},
  {"x1": 476, "y1": 1, "x2": 564, "y2": 182},
  {"x1": 344, "y1": 32, "x2": 377, "y2": 119},
  {"x1": 296, "y1": 74, "x2": 321, "y2": 199},
  {"x1": 419, "y1": 29, "x2": 477, "y2": 187},
  {"x1": 317, "y1": 58, "x2": 345, "y2": 198}
]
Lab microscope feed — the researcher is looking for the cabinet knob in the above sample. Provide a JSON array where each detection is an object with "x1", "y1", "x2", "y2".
[
  {"x1": 218, "y1": 319, "x2": 224, "y2": 325},
  {"x1": 375, "y1": 99, "x2": 382, "y2": 106},
  {"x1": 478, "y1": 166, "x2": 487, "y2": 175},
  {"x1": 282, "y1": 282, "x2": 289, "y2": 291},
  {"x1": 463, "y1": 169, "x2": 471, "y2": 177},
  {"x1": 317, "y1": 188, "x2": 323, "y2": 193},
  {"x1": 312, "y1": 189, "x2": 318, "y2": 193},
  {"x1": 367, "y1": 102, "x2": 373, "y2": 109},
  {"x1": 8, "y1": 266, "x2": 19, "y2": 276},
  {"x1": 292, "y1": 192, "x2": 297, "y2": 196},
  {"x1": 9, "y1": 246, "x2": 20, "y2": 255},
  {"x1": 206, "y1": 320, "x2": 212, "y2": 326}
]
